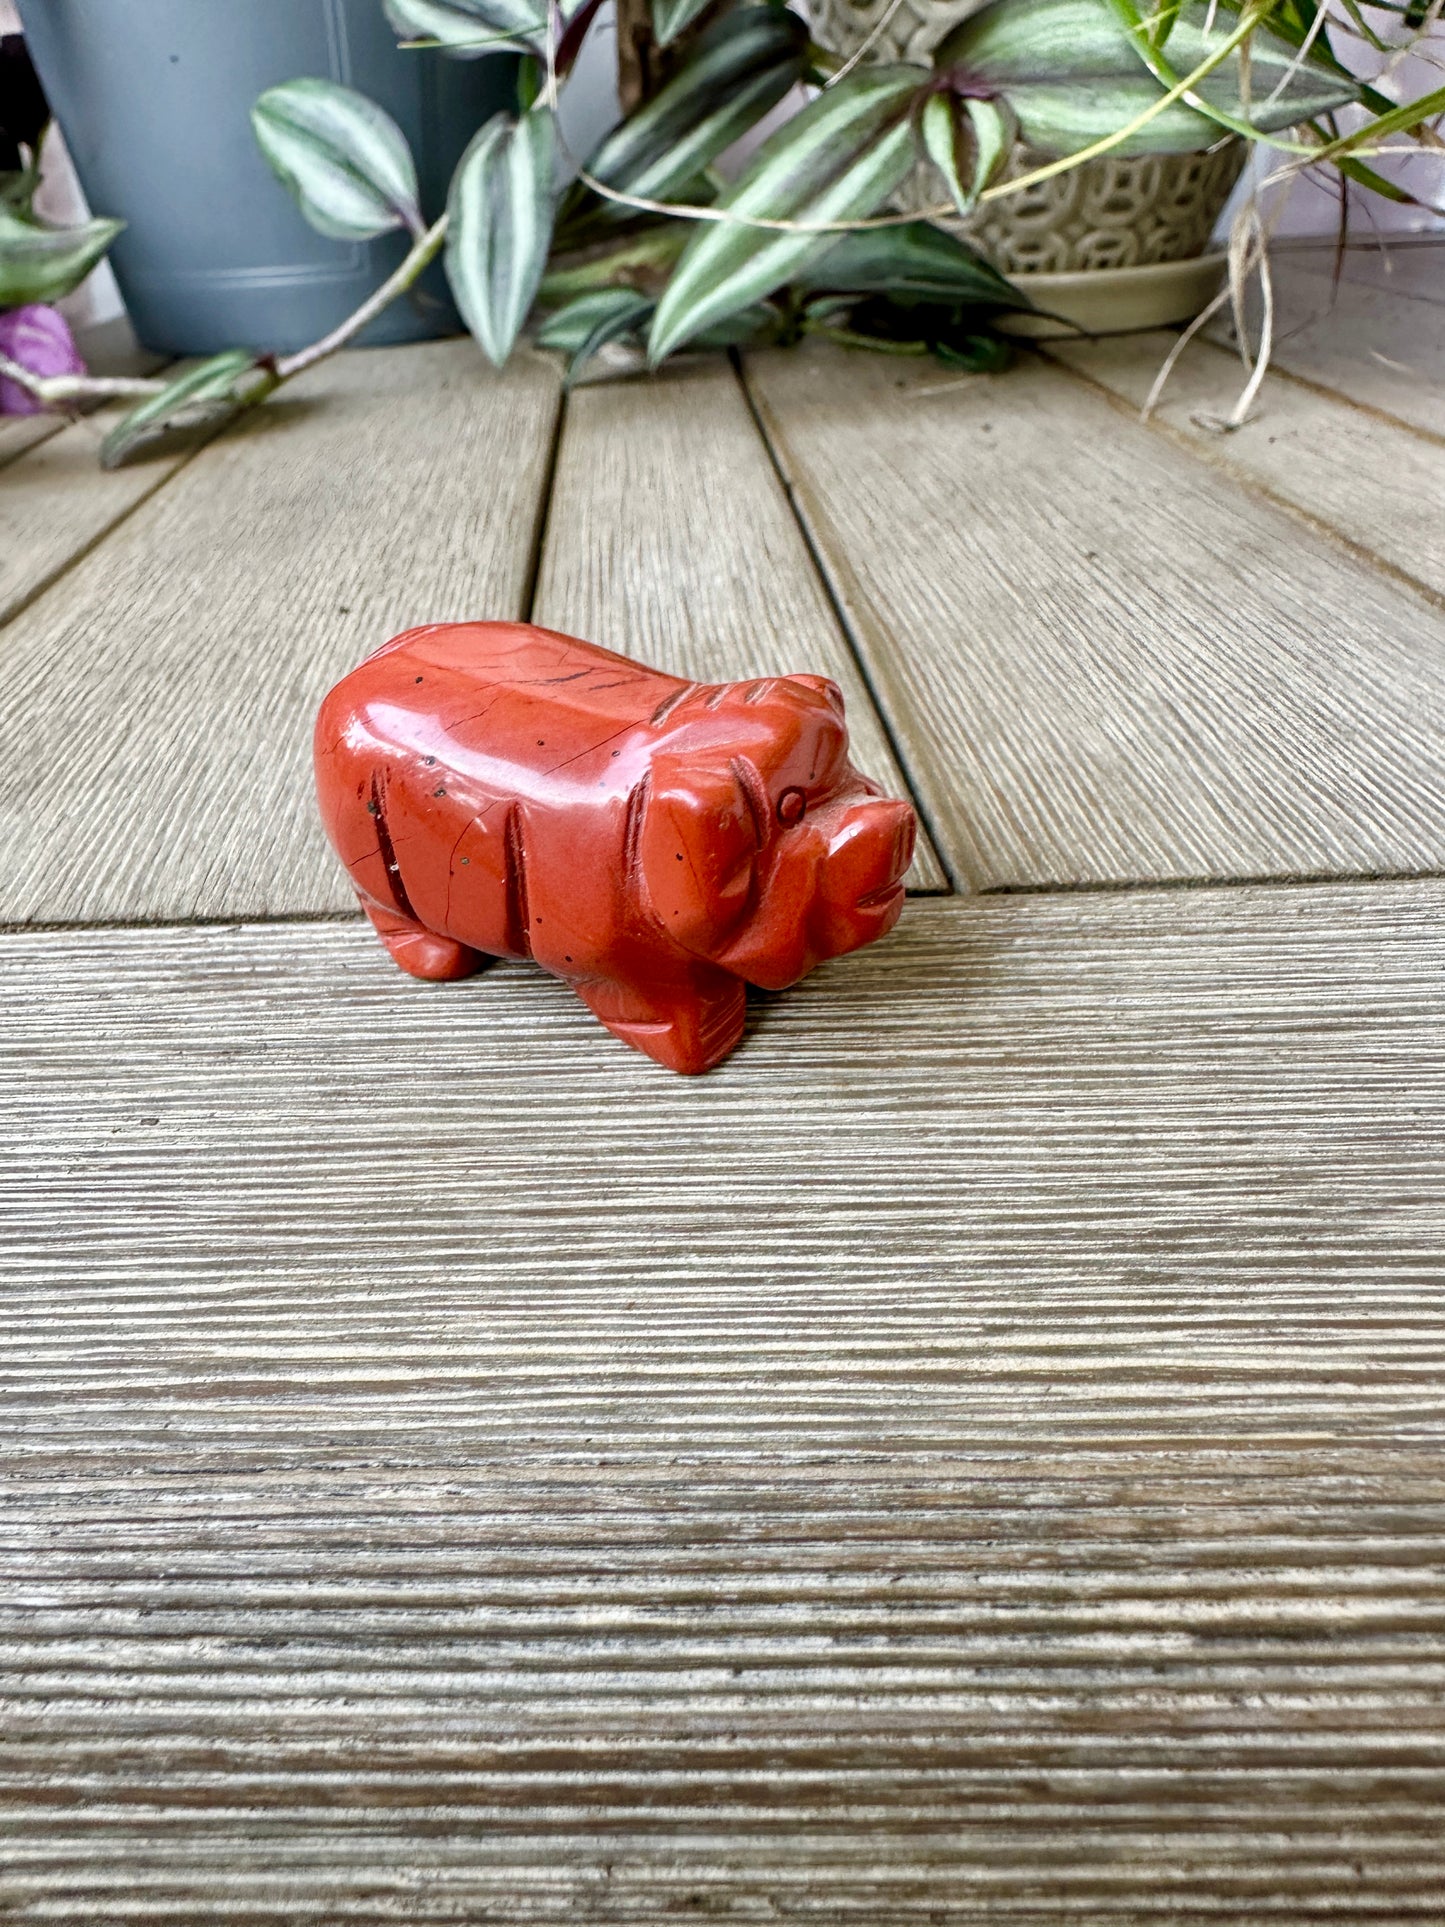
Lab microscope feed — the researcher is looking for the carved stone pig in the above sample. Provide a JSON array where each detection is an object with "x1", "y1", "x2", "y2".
[{"x1": 315, "y1": 621, "x2": 916, "y2": 1073}]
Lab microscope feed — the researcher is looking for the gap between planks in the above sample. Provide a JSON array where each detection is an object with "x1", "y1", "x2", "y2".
[
  {"x1": 0, "y1": 413, "x2": 216, "y2": 633},
  {"x1": 0, "y1": 341, "x2": 565, "y2": 927},
  {"x1": 528, "y1": 354, "x2": 949, "y2": 892},
  {"x1": 739, "y1": 340, "x2": 1445, "y2": 895},
  {"x1": 6, "y1": 863, "x2": 1445, "y2": 944},
  {"x1": 729, "y1": 350, "x2": 958, "y2": 894},
  {"x1": 1204, "y1": 252, "x2": 1445, "y2": 441},
  {"x1": 1041, "y1": 332, "x2": 1445, "y2": 614},
  {"x1": 0, "y1": 350, "x2": 190, "y2": 626}
]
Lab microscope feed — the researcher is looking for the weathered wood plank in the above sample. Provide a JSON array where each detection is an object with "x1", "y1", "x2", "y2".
[
  {"x1": 1207, "y1": 252, "x2": 1445, "y2": 437},
  {"x1": 533, "y1": 361, "x2": 947, "y2": 889},
  {"x1": 0, "y1": 411, "x2": 63, "y2": 470},
  {"x1": 1278, "y1": 239, "x2": 1445, "y2": 307},
  {"x1": 744, "y1": 342, "x2": 1445, "y2": 891},
  {"x1": 0, "y1": 341, "x2": 561, "y2": 926},
  {"x1": 2, "y1": 880, "x2": 1444, "y2": 1917},
  {"x1": 1047, "y1": 329, "x2": 1445, "y2": 604},
  {"x1": 0, "y1": 407, "x2": 199, "y2": 628},
  {"x1": 0, "y1": 323, "x2": 167, "y2": 472}
]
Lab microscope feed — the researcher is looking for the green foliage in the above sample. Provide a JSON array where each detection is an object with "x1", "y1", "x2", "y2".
[
  {"x1": 919, "y1": 93, "x2": 1017, "y2": 213},
  {"x1": 446, "y1": 107, "x2": 558, "y2": 364},
  {"x1": 0, "y1": 205, "x2": 123, "y2": 307},
  {"x1": 1101, "y1": 0, "x2": 1361, "y2": 142},
  {"x1": 52, "y1": 0, "x2": 1441, "y2": 465},
  {"x1": 648, "y1": 66, "x2": 923, "y2": 363},
  {"x1": 537, "y1": 224, "x2": 689, "y2": 306},
  {"x1": 1317, "y1": 80, "x2": 1445, "y2": 151},
  {"x1": 536, "y1": 286, "x2": 655, "y2": 379},
  {"x1": 691, "y1": 300, "x2": 783, "y2": 347},
  {"x1": 652, "y1": 0, "x2": 719, "y2": 48},
  {"x1": 936, "y1": 0, "x2": 1358, "y2": 155},
  {"x1": 574, "y1": 7, "x2": 810, "y2": 226},
  {"x1": 823, "y1": 295, "x2": 1015, "y2": 369},
  {"x1": 100, "y1": 352, "x2": 275, "y2": 470},
  {"x1": 0, "y1": 160, "x2": 43, "y2": 218},
  {"x1": 788, "y1": 221, "x2": 1025, "y2": 369},
  {"x1": 797, "y1": 221, "x2": 1028, "y2": 310},
  {"x1": 919, "y1": 94, "x2": 971, "y2": 216},
  {"x1": 251, "y1": 79, "x2": 421, "y2": 239},
  {"x1": 382, "y1": 0, "x2": 556, "y2": 58},
  {"x1": 961, "y1": 97, "x2": 1017, "y2": 203}
]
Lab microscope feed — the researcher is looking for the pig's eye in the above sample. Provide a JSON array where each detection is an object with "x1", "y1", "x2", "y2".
[{"x1": 776, "y1": 787, "x2": 807, "y2": 827}]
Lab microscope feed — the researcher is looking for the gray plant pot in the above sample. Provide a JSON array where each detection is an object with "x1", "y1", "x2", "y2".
[{"x1": 17, "y1": 0, "x2": 516, "y2": 355}]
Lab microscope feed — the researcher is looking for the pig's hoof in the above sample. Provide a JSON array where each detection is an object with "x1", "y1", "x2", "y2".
[
  {"x1": 382, "y1": 928, "x2": 482, "y2": 982},
  {"x1": 579, "y1": 978, "x2": 746, "y2": 1074},
  {"x1": 358, "y1": 895, "x2": 483, "y2": 982}
]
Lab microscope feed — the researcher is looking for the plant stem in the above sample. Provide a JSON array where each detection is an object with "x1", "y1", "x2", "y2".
[
  {"x1": 274, "y1": 213, "x2": 449, "y2": 381},
  {"x1": 0, "y1": 349, "x2": 167, "y2": 409},
  {"x1": 9, "y1": 209, "x2": 450, "y2": 450},
  {"x1": 981, "y1": 3, "x2": 1291, "y2": 202},
  {"x1": 802, "y1": 322, "x2": 928, "y2": 354}
]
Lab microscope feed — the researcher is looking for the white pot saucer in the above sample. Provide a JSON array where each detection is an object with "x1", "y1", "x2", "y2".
[{"x1": 998, "y1": 252, "x2": 1229, "y2": 339}]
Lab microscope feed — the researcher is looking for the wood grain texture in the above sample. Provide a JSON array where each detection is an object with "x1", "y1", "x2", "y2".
[
  {"x1": 0, "y1": 407, "x2": 198, "y2": 628},
  {"x1": 0, "y1": 341, "x2": 561, "y2": 926},
  {"x1": 744, "y1": 342, "x2": 1445, "y2": 891},
  {"x1": 1207, "y1": 253, "x2": 1445, "y2": 438},
  {"x1": 1047, "y1": 330, "x2": 1445, "y2": 604},
  {"x1": 532, "y1": 361, "x2": 947, "y2": 890},
  {"x1": 1277, "y1": 239, "x2": 1445, "y2": 307},
  {"x1": 0, "y1": 411, "x2": 63, "y2": 469},
  {"x1": 0, "y1": 328, "x2": 166, "y2": 473},
  {"x1": 2, "y1": 881, "x2": 1445, "y2": 1919}
]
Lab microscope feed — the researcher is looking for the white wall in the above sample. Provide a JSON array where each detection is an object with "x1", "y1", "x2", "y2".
[{"x1": 1229, "y1": 13, "x2": 1445, "y2": 238}]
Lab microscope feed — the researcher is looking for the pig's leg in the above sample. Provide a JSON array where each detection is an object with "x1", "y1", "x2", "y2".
[
  {"x1": 574, "y1": 973, "x2": 746, "y2": 1074},
  {"x1": 357, "y1": 892, "x2": 484, "y2": 982}
]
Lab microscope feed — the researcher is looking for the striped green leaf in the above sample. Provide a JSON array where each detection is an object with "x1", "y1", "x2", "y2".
[
  {"x1": 0, "y1": 206, "x2": 122, "y2": 306},
  {"x1": 647, "y1": 66, "x2": 924, "y2": 364},
  {"x1": 1103, "y1": 0, "x2": 1361, "y2": 141},
  {"x1": 383, "y1": 0, "x2": 549, "y2": 57},
  {"x1": 920, "y1": 93, "x2": 1017, "y2": 216},
  {"x1": 936, "y1": 0, "x2": 1357, "y2": 155},
  {"x1": 537, "y1": 286, "x2": 653, "y2": 352},
  {"x1": 536, "y1": 286, "x2": 653, "y2": 380},
  {"x1": 537, "y1": 224, "x2": 689, "y2": 306},
  {"x1": 919, "y1": 94, "x2": 974, "y2": 216},
  {"x1": 100, "y1": 352, "x2": 275, "y2": 470},
  {"x1": 691, "y1": 301, "x2": 781, "y2": 348},
  {"x1": 252, "y1": 79, "x2": 420, "y2": 239},
  {"x1": 446, "y1": 107, "x2": 558, "y2": 365},
  {"x1": 652, "y1": 0, "x2": 718, "y2": 47},
  {"x1": 583, "y1": 8, "x2": 809, "y2": 217},
  {"x1": 962, "y1": 95, "x2": 1016, "y2": 197},
  {"x1": 798, "y1": 220, "x2": 1027, "y2": 310}
]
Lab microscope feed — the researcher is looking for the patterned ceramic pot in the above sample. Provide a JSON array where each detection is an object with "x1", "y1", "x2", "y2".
[{"x1": 808, "y1": 0, "x2": 1247, "y2": 276}]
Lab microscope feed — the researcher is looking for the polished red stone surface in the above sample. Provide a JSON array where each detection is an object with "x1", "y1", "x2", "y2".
[{"x1": 315, "y1": 621, "x2": 916, "y2": 1073}]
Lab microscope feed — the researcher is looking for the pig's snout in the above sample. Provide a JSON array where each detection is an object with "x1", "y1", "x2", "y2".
[{"x1": 813, "y1": 794, "x2": 915, "y2": 956}]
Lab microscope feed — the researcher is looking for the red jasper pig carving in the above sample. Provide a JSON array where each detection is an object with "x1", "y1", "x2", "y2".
[{"x1": 315, "y1": 621, "x2": 916, "y2": 1074}]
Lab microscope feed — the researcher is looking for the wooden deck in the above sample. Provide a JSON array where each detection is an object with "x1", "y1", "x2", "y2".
[{"x1": 2, "y1": 244, "x2": 1444, "y2": 1921}]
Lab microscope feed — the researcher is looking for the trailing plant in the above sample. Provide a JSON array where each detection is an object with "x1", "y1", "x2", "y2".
[
  {"x1": 0, "y1": 34, "x2": 133, "y2": 416},
  {"x1": 1, "y1": 0, "x2": 1441, "y2": 456}
]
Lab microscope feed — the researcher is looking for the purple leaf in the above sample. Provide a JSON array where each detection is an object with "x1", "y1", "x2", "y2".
[{"x1": 0, "y1": 302, "x2": 84, "y2": 414}]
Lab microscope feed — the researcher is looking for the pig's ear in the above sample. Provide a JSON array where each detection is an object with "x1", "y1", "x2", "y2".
[
  {"x1": 637, "y1": 755, "x2": 759, "y2": 953},
  {"x1": 785, "y1": 673, "x2": 846, "y2": 717}
]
